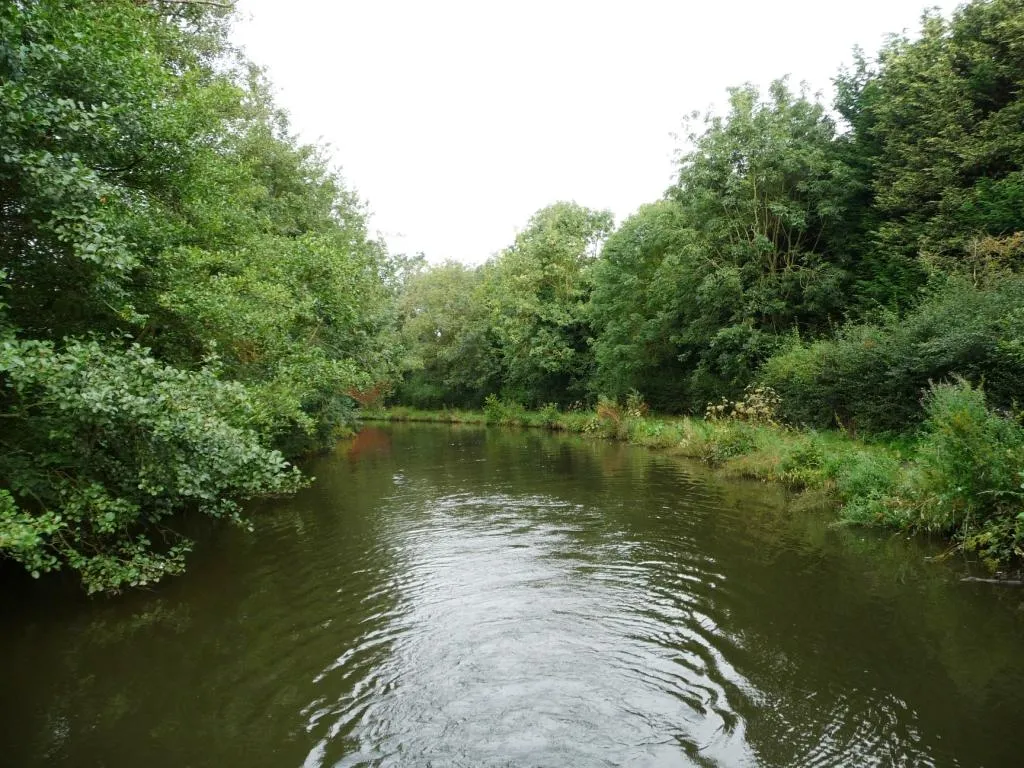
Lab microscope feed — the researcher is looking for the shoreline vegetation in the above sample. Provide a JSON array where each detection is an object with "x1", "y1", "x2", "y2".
[
  {"x1": 6, "y1": 0, "x2": 1024, "y2": 594},
  {"x1": 365, "y1": 380, "x2": 1024, "y2": 575}
]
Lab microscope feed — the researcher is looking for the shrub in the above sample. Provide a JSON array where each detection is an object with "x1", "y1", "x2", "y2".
[
  {"x1": 539, "y1": 402, "x2": 560, "y2": 427},
  {"x1": 625, "y1": 390, "x2": 649, "y2": 418},
  {"x1": 482, "y1": 394, "x2": 527, "y2": 425},
  {"x1": 836, "y1": 380, "x2": 1024, "y2": 567},
  {"x1": 689, "y1": 422, "x2": 757, "y2": 465},
  {"x1": 0, "y1": 341, "x2": 304, "y2": 593},
  {"x1": 595, "y1": 396, "x2": 626, "y2": 438},
  {"x1": 834, "y1": 451, "x2": 902, "y2": 504},
  {"x1": 777, "y1": 436, "x2": 828, "y2": 487},
  {"x1": 761, "y1": 277, "x2": 1024, "y2": 433},
  {"x1": 913, "y1": 380, "x2": 1024, "y2": 565},
  {"x1": 482, "y1": 394, "x2": 504, "y2": 423}
]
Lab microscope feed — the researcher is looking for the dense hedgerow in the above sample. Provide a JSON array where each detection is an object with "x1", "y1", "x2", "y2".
[{"x1": 761, "y1": 277, "x2": 1024, "y2": 433}]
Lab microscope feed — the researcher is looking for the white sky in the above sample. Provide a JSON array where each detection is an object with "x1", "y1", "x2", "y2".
[{"x1": 232, "y1": 0, "x2": 957, "y2": 264}]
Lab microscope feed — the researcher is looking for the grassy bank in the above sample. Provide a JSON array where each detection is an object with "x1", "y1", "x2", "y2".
[
  {"x1": 361, "y1": 403, "x2": 900, "y2": 495},
  {"x1": 364, "y1": 382, "x2": 1024, "y2": 571}
]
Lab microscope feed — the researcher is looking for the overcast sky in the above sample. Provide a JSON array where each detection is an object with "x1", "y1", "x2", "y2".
[{"x1": 232, "y1": 0, "x2": 957, "y2": 263}]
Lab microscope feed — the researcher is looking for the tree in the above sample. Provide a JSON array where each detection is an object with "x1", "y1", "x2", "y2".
[
  {"x1": 0, "y1": 0, "x2": 400, "y2": 591},
  {"x1": 589, "y1": 201, "x2": 696, "y2": 409},
  {"x1": 587, "y1": 81, "x2": 858, "y2": 412},
  {"x1": 395, "y1": 262, "x2": 501, "y2": 408},
  {"x1": 837, "y1": 1, "x2": 1024, "y2": 280},
  {"x1": 490, "y1": 202, "x2": 613, "y2": 406}
]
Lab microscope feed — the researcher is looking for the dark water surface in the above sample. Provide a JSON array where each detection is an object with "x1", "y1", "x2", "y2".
[{"x1": 4, "y1": 425, "x2": 1024, "y2": 767}]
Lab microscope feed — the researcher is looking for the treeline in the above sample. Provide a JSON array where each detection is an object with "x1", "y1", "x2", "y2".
[
  {"x1": 5, "y1": 0, "x2": 1024, "y2": 591},
  {"x1": 1, "y1": 1, "x2": 401, "y2": 591},
  {"x1": 395, "y1": 0, "x2": 1024, "y2": 565},
  {"x1": 397, "y1": 0, "x2": 1024, "y2": 424}
]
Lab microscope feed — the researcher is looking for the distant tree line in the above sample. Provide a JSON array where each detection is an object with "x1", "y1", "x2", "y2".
[{"x1": 396, "y1": 0, "x2": 1024, "y2": 433}]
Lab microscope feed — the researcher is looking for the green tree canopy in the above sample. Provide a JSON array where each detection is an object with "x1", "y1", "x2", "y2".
[
  {"x1": 0, "y1": 0, "x2": 400, "y2": 591},
  {"x1": 490, "y1": 202, "x2": 613, "y2": 406},
  {"x1": 837, "y1": 0, "x2": 1024, "y2": 278}
]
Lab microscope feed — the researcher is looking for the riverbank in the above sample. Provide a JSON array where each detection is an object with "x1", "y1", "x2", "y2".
[
  {"x1": 361, "y1": 404, "x2": 899, "y2": 495},
  {"x1": 363, "y1": 384, "x2": 1024, "y2": 572}
]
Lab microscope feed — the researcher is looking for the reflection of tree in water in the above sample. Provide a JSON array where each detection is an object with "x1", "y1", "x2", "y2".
[
  {"x1": 391, "y1": 426, "x2": 1024, "y2": 767},
  {"x1": 703, "y1": 468, "x2": 1024, "y2": 766},
  {"x1": 5, "y1": 424, "x2": 1024, "y2": 767},
  {"x1": 345, "y1": 427, "x2": 393, "y2": 462}
]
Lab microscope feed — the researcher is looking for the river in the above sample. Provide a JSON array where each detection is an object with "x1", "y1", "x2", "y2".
[{"x1": 3, "y1": 424, "x2": 1024, "y2": 767}]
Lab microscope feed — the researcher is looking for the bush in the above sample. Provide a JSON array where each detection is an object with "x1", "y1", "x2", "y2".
[
  {"x1": 625, "y1": 390, "x2": 649, "y2": 418},
  {"x1": 538, "y1": 402, "x2": 561, "y2": 427},
  {"x1": 0, "y1": 341, "x2": 304, "y2": 593},
  {"x1": 777, "y1": 436, "x2": 828, "y2": 487},
  {"x1": 482, "y1": 394, "x2": 527, "y2": 425},
  {"x1": 762, "y1": 277, "x2": 1024, "y2": 433},
  {"x1": 835, "y1": 380, "x2": 1024, "y2": 567},
  {"x1": 594, "y1": 396, "x2": 626, "y2": 438},
  {"x1": 914, "y1": 380, "x2": 1024, "y2": 565},
  {"x1": 690, "y1": 422, "x2": 758, "y2": 465},
  {"x1": 705, "y1": 385, "x2": 782, "y2": 425},
  {"x1": 834, "y1": 451, "x2": 902, "y2": 505}
]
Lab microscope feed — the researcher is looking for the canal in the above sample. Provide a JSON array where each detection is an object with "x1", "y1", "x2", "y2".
[{"x1": 3, "y1": 424, "x2": 1023, "y2": 766}]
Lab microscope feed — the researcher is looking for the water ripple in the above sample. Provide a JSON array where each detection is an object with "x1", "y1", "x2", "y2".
[
  {"x1": 296, "y1": 488, "x2": 761, "y2": 767},
  {"x1": 7, "y1": 426, "x2": 1019, "y2": 768}
]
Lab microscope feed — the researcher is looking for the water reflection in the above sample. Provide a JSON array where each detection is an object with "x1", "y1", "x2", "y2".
[{"x1": 2, "y1": 424, "x2": 1024, "y2": 767}]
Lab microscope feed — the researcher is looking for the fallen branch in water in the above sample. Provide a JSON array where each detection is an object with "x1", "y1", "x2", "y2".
[{"x1": 960, "y1": 576, "x2": 1024, "y2": 586}]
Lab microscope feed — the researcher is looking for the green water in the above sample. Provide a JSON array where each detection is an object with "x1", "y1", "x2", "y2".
[{"x1": 3, "y1": 425, "x2": 1024, "y2": 767}]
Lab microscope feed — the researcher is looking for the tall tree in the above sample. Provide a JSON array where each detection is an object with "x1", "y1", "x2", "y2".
[
  {"x1": 491, "y1": 202, "x2": 613, "y2": 406},
  {"x1": 0, "y1": 0, "x2": 400, "y2": 591},
  {"x1": 396, "y1": 261, "x2": 501, "y2": 408},
  {"x1": 589, "y1": 201, "x2": 696, "y2": 409},
  {"x1": 837, "y1": 0, "x2": 1024, "y2": 281}
]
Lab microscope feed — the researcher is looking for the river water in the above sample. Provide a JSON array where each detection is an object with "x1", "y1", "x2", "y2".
[{"x1": 3, "y1": 424, "x2": 1024, "y2": 767}]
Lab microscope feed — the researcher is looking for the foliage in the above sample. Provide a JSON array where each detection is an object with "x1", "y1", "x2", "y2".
[
  {"x1": 589, "y1": 81, "x2": 859, "y2": 412},
  {"x1": 489, "y1": 202, "x2": 613, "y2": 406},
  {"x1": 0, "y1": 1, "x2": 400, "y2": 591},
  {"x1": 761, "y1": 276, "x2": 1024, "y2": 432},
  {"x1": 380, "y1": 0, "x2": 1024, "y2": 570},
  {"x1": 915, "y1": 382, "x2": 1024, "y2": 560},
  {"x1": 0, "y1": 340, "x2": 303, "y2": 593},
  {"x1": 392, "y1": 202, "x2": 612, "y2": 409},
  {"x1": 836, "y1": 0, "x2": 1024, "y2": 280},
  {"x1": 10, "y1": 0, "x2": 1024, "y2": 581},
  {"x1": 839, "y1": 381, "x2": 1024, "y2": 568},
  {"x1": 588, "y1": 201, "x2": 696, "y2": 408},
  {"x1": 705, "y1": 385, "x2": 782, "y2": 426},
  {"x1": 667, "y1": 80, "x2": 860, "y2": 400},
  {"x1": 395, "y1": 261, "x2": 500, "y2": 408},
  {"x1": 624, "y1": 391, "x2": 649, "y2": 419},
  {"x1": 538, "y1": 402, "x2": 561, "y2": 427},
  {"x1": 157, "y1": 231, "x2": 397, "y2": 452}
]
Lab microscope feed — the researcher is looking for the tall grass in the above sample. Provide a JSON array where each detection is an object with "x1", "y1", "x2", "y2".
[{"x1": 839, "y1": 380, "x2": 1024, "y2": 567}]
